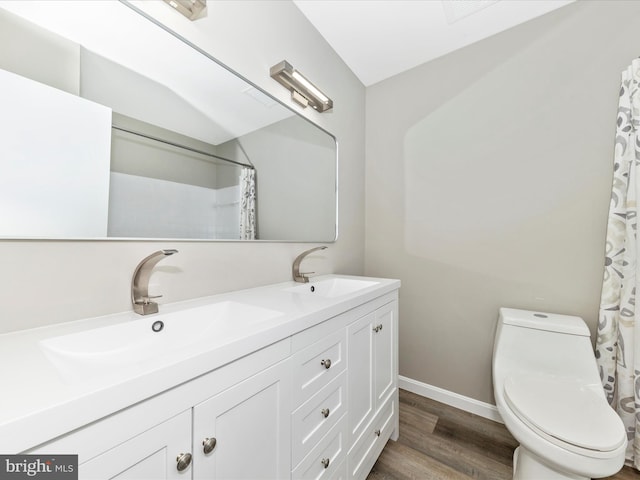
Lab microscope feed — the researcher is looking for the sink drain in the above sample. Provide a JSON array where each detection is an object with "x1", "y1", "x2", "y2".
[{"x1": 151, "y1": 320, "x2": 164, "y2": 332}]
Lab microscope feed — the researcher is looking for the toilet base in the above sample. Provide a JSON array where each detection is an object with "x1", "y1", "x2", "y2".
[{"x1": 513, "y1": 446, "x2": 587, "y2": 480}]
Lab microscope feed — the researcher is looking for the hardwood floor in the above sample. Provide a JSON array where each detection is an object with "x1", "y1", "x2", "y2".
[{"x1": 367, "y1": 389, "x2": 640, "y2": 480}]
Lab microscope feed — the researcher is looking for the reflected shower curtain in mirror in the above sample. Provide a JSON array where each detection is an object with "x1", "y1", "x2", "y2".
[
  {"x1": 239, "y1": 167, "x2": 256, "y2": 240},
  {"x1": 596, "y1": 58, "x2": 640, "y2": 468}
]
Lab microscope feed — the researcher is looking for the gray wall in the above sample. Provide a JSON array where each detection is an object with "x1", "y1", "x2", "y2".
[
  {"x1": 0, "y1": 0, "x2": 364, "y2": 333},
  {"x1": 365, "y1": 0, "x2": 640, "y2": 404}
]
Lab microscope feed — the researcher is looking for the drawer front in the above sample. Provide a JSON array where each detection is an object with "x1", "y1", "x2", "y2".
[
  {"x1": 292, "y1": 372, "x2": 347, "y2": 467},
  {"x1": 292, "y1": 414, "x2": 347, "y2": 480},
  {"x1": 292, "y1": 329, "x2": 346, "y2": 407},
  {"x1": 347, "y1": 397, "x2": 396, "y2": 480}
]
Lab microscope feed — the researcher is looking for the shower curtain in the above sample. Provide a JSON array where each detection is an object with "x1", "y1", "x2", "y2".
[
  {"x1": 596, "y1": 58, "x2": 640, "y2": 468},
  {"x1": 239, "y1": 167, "x2": 256, "y2": 240}
]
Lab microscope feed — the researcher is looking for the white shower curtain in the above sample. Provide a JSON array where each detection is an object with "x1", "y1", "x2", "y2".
[
  {"x1": 239, "y1": 167, "x2": 256, "y2": 240},
  {"x1": 596, "y1": 58, "x2": 640, "y2": 468}
]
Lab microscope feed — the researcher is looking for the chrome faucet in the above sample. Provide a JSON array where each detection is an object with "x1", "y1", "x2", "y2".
[
  {"x1": 292, "y1": 246, "x2": 328, "y2": 283},
  {"x1": 131, "y1": 249, "x2": 178, "y2": 315}
]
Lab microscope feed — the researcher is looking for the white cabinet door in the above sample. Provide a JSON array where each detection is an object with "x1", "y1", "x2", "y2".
[
  {"x1": 192, "y1": 359, "x2": 291, "y2": 480},
  {"x1": 347, "y1": 300, "x2": 398, "y2": 480},
  {"x1": 347, "y1": 312, "x2": 375, "y2": 445},
  {"x1": 373, "y1": 302, "x2": 396, "y2": 407},
  {"x1": 79, "y1": 409, "x2": 192, "y2": 480}
]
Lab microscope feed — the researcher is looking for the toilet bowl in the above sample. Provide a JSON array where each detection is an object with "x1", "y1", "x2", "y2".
[{"x1": 492, "y1": 308, "x2": 627, "y2": 479}]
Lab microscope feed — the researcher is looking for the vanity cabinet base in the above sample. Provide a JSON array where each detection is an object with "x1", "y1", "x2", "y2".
[{"x1": 24, "y1": 289, "x2": 400, "y2": 480}]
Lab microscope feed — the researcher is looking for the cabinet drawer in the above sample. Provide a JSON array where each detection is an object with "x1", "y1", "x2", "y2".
[
  {"x1": 292, "y1": 371, "x2": 347, "y2": 467},
  {"x1": 292, "y1": 414, "x2": 347, "y2": 480},
  {"x1": 347, "y1": 397, "x2": 396, "y2": 480},
  {"x1": 292, "y1": 328, "x2": 346, "y2": 407}
]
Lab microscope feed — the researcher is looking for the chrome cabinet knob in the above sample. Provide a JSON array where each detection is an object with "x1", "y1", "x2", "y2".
[
  {"x1": 321, "y1": 408, "x2": 330, "y2": 418},
  {"x1": 374, "y1": 429, "x2": 381, "y2": 437},
  {"x1": 203, "y1": 437, "x2": 217, "y2": 454},
  {"x1": 373, "y1": 324, "x2": 383, "y2": 332},
  {"x1": 321, "y1": 457, "x2": 330, "y2": 469},
  {"x1": 321, "y1": 358, "x2": 332, "y2": 369},
  {"x1": 176, "y1": 452, "x2": 192, "y2": 472}
]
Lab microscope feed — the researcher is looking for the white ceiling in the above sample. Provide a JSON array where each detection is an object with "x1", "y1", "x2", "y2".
[{"x1": 293, "y1": 0, "x2": 574, "y2": 86}]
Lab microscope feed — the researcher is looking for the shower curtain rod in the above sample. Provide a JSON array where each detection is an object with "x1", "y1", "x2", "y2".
[{"x1": 111, "y1": 125, "x2": 255, "y2": 170}]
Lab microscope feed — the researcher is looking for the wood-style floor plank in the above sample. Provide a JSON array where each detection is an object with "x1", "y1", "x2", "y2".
[
  {"x1": 367, "y1": 389, "x2": 640, "y2": 480},
  {"x1": 603, "y1": 466, "x2": 640, "y2": 480},
  {"x1": 373, "y1": 440, "x2": 473, "y2": 480}
]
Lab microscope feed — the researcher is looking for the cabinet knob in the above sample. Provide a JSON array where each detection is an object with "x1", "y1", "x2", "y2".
[
  {"x1": 374, "y1": 429, "x2": 381, "y2": 437},
  {"x1": 203, "y1": 437, "x2": 217, "y2": 454},
  {"x1": 321, "y1": 457, "x2": 330, "y2": 469},
  {"x1": 320, "y1": 358, "x2": 332, "y2": 369},
  {"x1": 176, "y1": 452, "x2": 192, "y2": 472},
  {"x1": 321, "y1": 408, "x2": 330, "y2": 418},
  {"x1": 373, "y1": 324, "x2": 383, "y2": 332}
]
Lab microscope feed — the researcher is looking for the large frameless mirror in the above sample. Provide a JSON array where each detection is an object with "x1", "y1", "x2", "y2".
[{"x1": 0, "y1": 1, "x2": 337, "y2": 242}]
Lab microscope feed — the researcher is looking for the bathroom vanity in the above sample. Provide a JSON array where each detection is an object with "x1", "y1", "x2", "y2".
[{"x1": 0, "y1": 274, "x2": 399, "y2": 480}]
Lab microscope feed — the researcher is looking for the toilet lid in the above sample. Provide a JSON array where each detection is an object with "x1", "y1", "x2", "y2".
[{"x1": 504, "y1": 374, "x2": 625, "y2": 452}]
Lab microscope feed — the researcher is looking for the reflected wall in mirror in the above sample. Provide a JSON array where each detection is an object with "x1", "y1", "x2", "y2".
[{"x1": 0, "y1": 1, "x2": 337, "y2": 241}]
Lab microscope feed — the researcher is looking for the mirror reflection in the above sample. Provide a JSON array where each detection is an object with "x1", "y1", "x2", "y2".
[{"x1": 0, "y1": 1, "x2": 337, "y2": 241}]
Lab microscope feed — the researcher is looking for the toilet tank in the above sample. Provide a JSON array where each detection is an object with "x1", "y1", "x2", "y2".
[
  {"x1": 493, "y1": 308, "x2": 599, "y2": 388},
  {"x1": 499, "y1": 308, "x2": 590, "y2": 336}
]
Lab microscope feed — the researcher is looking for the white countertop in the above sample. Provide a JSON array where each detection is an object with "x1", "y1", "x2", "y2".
[{"x1": 0, "y1": 274, "x2": 400, "y2": 453}]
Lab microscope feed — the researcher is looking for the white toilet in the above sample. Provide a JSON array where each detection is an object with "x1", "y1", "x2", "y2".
[{"x1": 492, "y1": 308, "x2": 627, "y2": 479}]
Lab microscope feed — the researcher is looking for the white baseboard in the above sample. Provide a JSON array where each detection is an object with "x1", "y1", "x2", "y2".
[{"x1": 399, "y1": 376, "x2": 503, "y2": 423}]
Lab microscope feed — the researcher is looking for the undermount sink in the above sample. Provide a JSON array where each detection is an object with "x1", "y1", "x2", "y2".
[
  {"x1": 284, "y1": 277, "x2": 379, "y2": 298},
  {"x1": 39, "y1": 301, "x2": 282, "y2": 379}
]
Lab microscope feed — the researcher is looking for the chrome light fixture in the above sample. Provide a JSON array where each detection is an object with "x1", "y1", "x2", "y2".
[
  {"x1": 163, "y1": 0, "x2": 207, "y2": 20},
  {"x1": 270, "y1": 61, "x2": 333, "y2": 112}
]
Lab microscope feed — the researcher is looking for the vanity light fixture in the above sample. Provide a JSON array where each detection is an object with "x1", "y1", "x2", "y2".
[
  {"x1": 270, "y1": 60, "x2": 333, "y2": 112},
  {"x1": 163, "y1": 0, "x2": 207, "y2": 20}
]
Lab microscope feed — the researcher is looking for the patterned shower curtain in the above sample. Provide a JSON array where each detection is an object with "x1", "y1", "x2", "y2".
[
  {"x1": 239, "y1": 167, "x2": 256, "y2": 240},
  {"x1": 596, "y1": 58, "x2": 640, "y2": 468}
]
